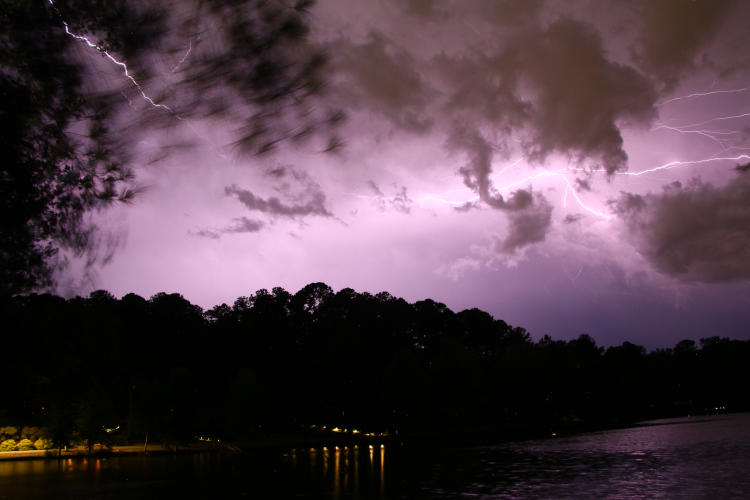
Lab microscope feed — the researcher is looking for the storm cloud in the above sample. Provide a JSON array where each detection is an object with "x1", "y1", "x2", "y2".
[
  {"x1": 614, "y1": 173, "x2": 750, "y2": 282},
  {"x1": 335, "y1": 32, "x2": 434, "y2": 131},
  {"x1": 86, "y1": 0, "x2": 750, "y2": 350},
  {"x1": 494, "y1": 192, "x2": 553, "y2": 254},
  {"x1": 225, "y1": 184, "x2": 332, "y2": 219},
  {"x1": 438, "y1": 18, "x2": 658, "y2": 174},
  {"x1": 328, "y1": 2, "x2": 665, "y2": 254},
  {"x1": 450, "y1": 128, "x2": 552, "y2": 252},
  {"x1": 629, "y1": 0, "x2": 739, "y2": 88}
]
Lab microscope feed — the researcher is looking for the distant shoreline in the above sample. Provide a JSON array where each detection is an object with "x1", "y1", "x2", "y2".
[
  {"x1": 0, "y1": 443, "x2": 217, "y2": 461},
  {"x1": 0, "y1": 411, "x2": 738, "y2": 462}
]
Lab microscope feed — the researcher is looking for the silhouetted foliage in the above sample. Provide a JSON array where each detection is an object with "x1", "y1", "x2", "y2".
[
  {"x1": 1, "y1": 0, "x2": 339, "y2": 296},
  {"x1": 1, "y1": 283, "x2": 748, "y2": 448}
]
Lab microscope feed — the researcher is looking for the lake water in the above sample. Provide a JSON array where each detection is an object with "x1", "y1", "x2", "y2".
[{"x1": 2, "y1": 413, "x2": 749, "y2": 499}]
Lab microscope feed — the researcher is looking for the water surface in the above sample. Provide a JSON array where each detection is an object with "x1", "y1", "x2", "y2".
[{"x1": 2, "y1": 413, "x2": 749, "y2": 499}]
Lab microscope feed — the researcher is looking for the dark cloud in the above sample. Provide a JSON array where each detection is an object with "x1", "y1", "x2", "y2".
[
  {"x1": 454, "y1": 201, "x2": 480, "y2": 213},
  {"x1": 614, "y1": 174, "x2": 750, "y2": 282},
  {"x1": 366, "y1": 181, "x2": 413, "y2": 214},
  {"x1": 451, "y1": 129, "x2": 534, "y2": 210},
  {"x1": 453, "y1": 129, "x2": 512, "y2": 209},
  {"x1": 225, "y1": 183, "x2": 332, "y2": 219},
  {"x1": 474, "y1": 0, "x2": 544, "y2": 26},
  {"x1": 224, "y1": 217, "x2": 265, "y2": 233},
  {"x1": 395, "y1": 0, "x2": 544, "y2": 25},
  {"x1": 435, "y1": 56, "x2": 528, "y2": 137},
  {"x1": 224, "y1": 166, "x2": 334, "y2": 220},
  {"x1": 193, "y1": 229, "x2": 221, "y2": 239},
  {"x1": 508, "y1": 20, "x2": 656, "y2": 172},
  {"x1": 628, "y1": 0, "x2": 739, "y2": 89},
  {"x1": 449, "y1": 128, "x2": 553, "y2": 251},
  {"x1": 493, "y1": 192, "x2": 553, "y2": 254},
  {"x1": 192, "y1": 217, "x2": 265, "y2": 239},
  {"x1": 575, "y1": 178, "x2": 592, "y2": 191},
  {"x1": 333, "y1": 6, "x2": 659, "y2": 175},
  {"x1": 564, "y1": 213, "x2": 584, "y2": 224},
  {"x1": 391, "y1": 186, "x2": 413, "y2": 214},
  {"x1": 435, "y1": 18, "x2": 658, "y2": 174},
  {"x1": 366, "y1": 180, "x2": 385, "y2": 197},
  {"x1": 336, "y1": 32, "x2": 434, "y2": 131},
  {"x1": 400, "y1": 0, "x2": 440, "y2": 18},
  {"x1": 266, "y1": 166, "x2": 287, "y2": 178}
]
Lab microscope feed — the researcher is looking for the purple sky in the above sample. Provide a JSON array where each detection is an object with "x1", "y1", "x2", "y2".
[{"x1": 58, "y1": 0, "x2": 750, "y2": 348}]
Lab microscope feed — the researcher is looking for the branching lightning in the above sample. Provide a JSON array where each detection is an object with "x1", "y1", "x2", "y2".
[
  {"x1": 569, "y1": 155, "x2": 750, "y2": 177},
  {"x1": 418, "y1": 165, "x2": 613, "y2": 220},
  {"x1": 657, "y1": 87, "x2": 749, "y2": 106},
  {"x1": 420, "y1": 149, "x2": 750, "y2": 221},
  {"x1": 44, "y1": 0, "x2": 750, "y2": 231},
  {"x1": 678, "y1": 111, "x2": 750, "y2": 129},
  {"x1": 414, "y1": 81, "x2": 750, "y2": 221},
  {"x1": 46, "y1": 2, "x2": 234, "y2": 165},
  {"x1": 47, "y1": 0, "x2": 173, "y2": 113},
  {"x1": 489, "y1": 168, "x2": 612, "y2": 219},
  {"x1": 651, "y1": 123, "x2": 741, "y2": 151}
]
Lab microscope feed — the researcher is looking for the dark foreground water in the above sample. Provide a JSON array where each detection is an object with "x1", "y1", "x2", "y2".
[{"x1": 2, "y1": 413, "x2": 750, "y2": 499}]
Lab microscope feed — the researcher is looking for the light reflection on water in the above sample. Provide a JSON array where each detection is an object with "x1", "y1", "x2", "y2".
[
  {"x1": 1, "y1": 414, "x2": 749, "y2": 498},
  {"x1": 282, "y1": 443, "x2": 387, "y2": 499},
  {"x1": 0, "y1": 456, "x2": 105, "y2": 478},
  {"x1": 418, "y1": 412, "x2": 750, "y2": 499}
]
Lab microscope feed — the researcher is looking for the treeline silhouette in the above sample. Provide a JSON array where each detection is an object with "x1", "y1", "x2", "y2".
[{"x1": 2, "y1": 283, "x2": 749, "y2": 449}]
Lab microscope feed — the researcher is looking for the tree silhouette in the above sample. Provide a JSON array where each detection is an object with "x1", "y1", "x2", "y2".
[
  {"x1": 2, "y1": 283, "x2": 750, "y2": 448},
  {"x1": 1, "y1": 0, "x2": 338, "y2": 296}
]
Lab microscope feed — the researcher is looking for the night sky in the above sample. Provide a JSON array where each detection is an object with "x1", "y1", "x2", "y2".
[{"x1": 57, "y1": 0, "x2": 750, "y2": 348}]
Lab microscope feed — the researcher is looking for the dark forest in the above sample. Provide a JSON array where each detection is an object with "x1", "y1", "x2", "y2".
[{"x1": 2, "y1": 283, "x2": 747, "y2": 452}]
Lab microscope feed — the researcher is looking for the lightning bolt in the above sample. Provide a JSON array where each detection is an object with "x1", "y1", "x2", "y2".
[
  {"x1": 416, "y1": 193, "x2": 479, "y2": 206},
  {"x1": 657, "y1": 87, "x2": 749, "y2": 106},
  {"x1": 46, "y1": 1, "x2": 750, "y2": 229},
  {"x1": 171, "y1": 39, "x2": 193, "y2": 73},
  {"x1": 418, "y1": 164, "x2": 613, "y2": 220},
  {"x1": 677, "y1": 111, "x2": 750, "y2": 129},
  {"x1": 496, "y1": 157, "x2": 524, "y2": 175},
  {"x1": 422, "y1": 82, "x2": 750, "y2": 220},
  {"x1": 652, "y1": 81, "x2": 750, "y2": 154},
  {"x1": 568, "y1": 154, "x2": 750, "y2": 177},
  {"x1": 48, "y1": 0, "x2": 173, "y2": 113},
  {"x1": 492, "y1": 168, "x2": 612, "y2": 219},
  {"x1": 46, "y1": 2, "x2": 237, "y2": 164},
  {"x1": 421, "y1": 151, "x2": 750, "y2": 221},
  {"x1": 651, "y1": 123, "x2": 741, "y2": 151}
]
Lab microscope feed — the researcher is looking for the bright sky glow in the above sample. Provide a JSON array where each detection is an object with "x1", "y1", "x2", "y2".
[{"x1": 50, "y1": 0, "x2": 750, "y2": 349}]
